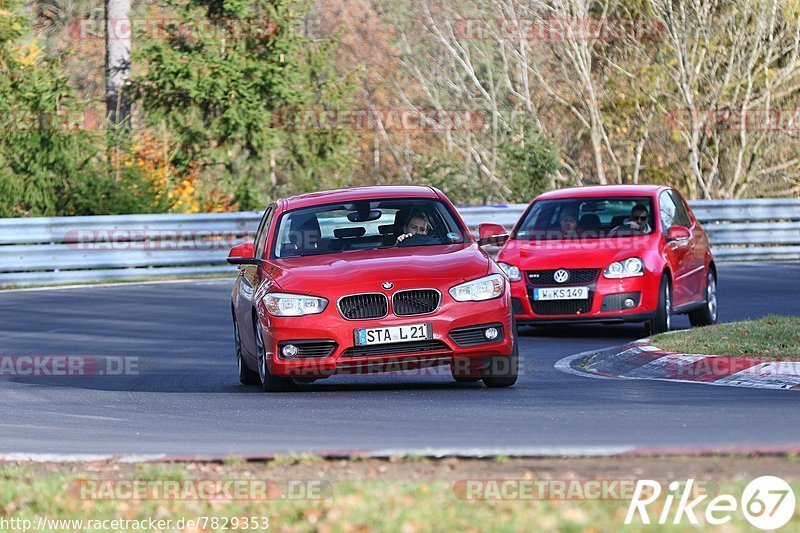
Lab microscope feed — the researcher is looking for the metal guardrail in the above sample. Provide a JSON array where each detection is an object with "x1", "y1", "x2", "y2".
[
  {"x1": 692, "y1": 199, "x2": 800, "y2": 261},
  {"x1": 0, "y1": 199, "x2": 798, "y2": 286}
]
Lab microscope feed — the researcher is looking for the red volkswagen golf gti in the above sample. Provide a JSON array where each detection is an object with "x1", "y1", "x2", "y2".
[
  {"x1": 495, "y1": 185, "x2": 718, "y2": 334},
  {"x1": 227, "y1": 186, "x2": 517, "y2": 391}
]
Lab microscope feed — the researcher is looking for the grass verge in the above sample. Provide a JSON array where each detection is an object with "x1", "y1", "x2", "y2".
[
  {"x1": 2, "y1": 456, "x2": 800, "y2": 532},
  {"x1": 652, "y1": 315, "x2": 800, "y2": 360}
]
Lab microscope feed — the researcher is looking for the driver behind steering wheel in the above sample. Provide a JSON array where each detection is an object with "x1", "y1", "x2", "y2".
[{"x1": 396, "y1": 211, "x2": 429, "y2": 244}]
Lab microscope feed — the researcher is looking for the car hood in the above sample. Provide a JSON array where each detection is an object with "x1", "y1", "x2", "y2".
[
  {"x1": 266, "y1": 243, "x2": 490, "y2": 295},
  {"x1": 498, "y1": 236, "x2": 658, "y2": 269}
]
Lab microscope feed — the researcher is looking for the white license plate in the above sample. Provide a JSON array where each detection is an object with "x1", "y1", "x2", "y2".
[
  {"x1": 533, "y1": 287, "x2": 589, "y2": 300},
  {"x1": 355, "y1": 323, "x2": 432, "y2": 346}
]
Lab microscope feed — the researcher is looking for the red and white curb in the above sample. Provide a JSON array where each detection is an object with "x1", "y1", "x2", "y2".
[{"x1": 556, "y1": 340, "x2": 800, "y2": 390}]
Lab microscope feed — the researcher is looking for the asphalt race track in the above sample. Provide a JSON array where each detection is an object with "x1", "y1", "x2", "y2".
[{"x1": 1, "y1": 262, "x2": 798, "y2": 457}]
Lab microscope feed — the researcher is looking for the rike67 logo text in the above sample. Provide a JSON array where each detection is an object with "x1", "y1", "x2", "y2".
[{"x1": 625, "y1": 476, "x2": 796, "y2": 530}]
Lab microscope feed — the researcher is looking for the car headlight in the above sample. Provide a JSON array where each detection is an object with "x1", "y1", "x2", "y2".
[
  {"x1": 263, "y1": 293, "x2": 328, "y2": 316},
  {"x1": 497, "y1": 262, "x2": 522, "y2": 282},
  {"x1": 449, "y1": 274, "x2": 505, "y2": 302},
  {"x1": 604, "y1": 257, "x2": 645, "y2": 279}
]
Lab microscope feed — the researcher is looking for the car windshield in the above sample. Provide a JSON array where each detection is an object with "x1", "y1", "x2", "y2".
[
  {"x1": 515, "y1": 197, "x2": 656, "y2": 240},
  {"x1": 272, "y1": 198, "x2": 467, "y2": 258}
]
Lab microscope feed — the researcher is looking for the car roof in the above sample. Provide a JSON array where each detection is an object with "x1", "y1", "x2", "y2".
[
  {"x1": 281, "y1": 185, "x2": 439, "y2": 211},
  {"x1": 535, "y1": 184, "x2": 668, "y2": 201}
]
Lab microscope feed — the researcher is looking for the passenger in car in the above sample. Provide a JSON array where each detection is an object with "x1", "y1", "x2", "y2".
[{"x1": 559, "y1": 211, "x2": 579, "y2": 239}]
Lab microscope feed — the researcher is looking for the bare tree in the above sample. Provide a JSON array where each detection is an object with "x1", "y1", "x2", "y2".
[
  {"x1": 390, "y1": 0, "x2": 665, "y2": 194},
  {"x1": 387, "y1": 0, "x2": 552, "y2": 201},
  {"x1": 338, "y1": 0, "x2": 800, "y2": 199},
  {"x1": 651, "y1": 0, "x2": 800, "y2": 198}
]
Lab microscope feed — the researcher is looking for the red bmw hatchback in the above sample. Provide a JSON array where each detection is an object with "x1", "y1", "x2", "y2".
[
  {"x1": 227, "y1": 186, "x2": 517, "y2": 391},
  {"x1": 495, "y1": 185, "x2": 718, "y2": 334}
]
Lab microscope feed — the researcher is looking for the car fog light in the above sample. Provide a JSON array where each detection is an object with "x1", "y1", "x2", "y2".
[
  {"x1": 624, "y1": 298, "x2": 635, "y2": 308},
  {"x1": 484, "y1": 327, "x2": 499, "y2": 340},
  {"x1": 282, "y1": 344, "x2": 299, "y2": 358}
]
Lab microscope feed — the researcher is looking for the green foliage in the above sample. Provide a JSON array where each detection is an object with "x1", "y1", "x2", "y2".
[
  {"x1": 415, "y1": 154, "x2": 476, "y2": 205},
  {"x1": 0, "y1": 0, "x2": 168, "y2": 217},
  {"x1": 499, "y1": 119, "x2": 558, "y2": 204},
  {"x1": 131, "y1": 0, "x2": 357, "y2": 209},
  {"x1": 0, "y1": 1, "x2": 92, "y2": 216}
]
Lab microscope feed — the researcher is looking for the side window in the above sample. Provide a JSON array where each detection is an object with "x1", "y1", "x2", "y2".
[
  {"x1": 658, "y1": 191, "x2": 677, "y2": 232},
  {"x1": 669, "y1": 190, "x2": 692, "y2": 228},
  {"x1": 254, "y1": 205, "x2": 275, "y2": 259}
]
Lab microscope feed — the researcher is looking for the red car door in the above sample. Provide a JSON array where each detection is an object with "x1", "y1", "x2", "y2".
[
  {"x1": 673, "y1": 189, "x2": 708, "y2": 302},
  {"x1": 234, "y1": 203, "x2": 276, "y2": 360},
  {"x1": 658, "y1": 190, "x2": 694, "y2": 307}
]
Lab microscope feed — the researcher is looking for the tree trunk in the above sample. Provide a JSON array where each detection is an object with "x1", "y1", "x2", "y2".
[{"x1": 105, "y1": 0, "x2": 131, "y2": 130}]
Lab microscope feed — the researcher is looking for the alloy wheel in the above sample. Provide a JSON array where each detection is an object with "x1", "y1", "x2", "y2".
[
  {"x1": 707, "y1": 275, "x2": 718, "y2": 322},
  {"x1": 664, "y1": 283, "x2": 672, "y2": 331},
  {"x1": 256, "y1": 324, "x2": 267, "y2": 384}
]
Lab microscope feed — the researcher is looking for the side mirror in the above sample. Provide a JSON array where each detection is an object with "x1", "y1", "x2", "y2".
[
  {"x1": 666, "y1": 226, "x2": 691, "y2": 242},
  {"x1": 477, "y1": 223, "x2": 509, "y2": 246},
  {"x1": 227, "y1": 242, "x2": 258, "y2": 265}
]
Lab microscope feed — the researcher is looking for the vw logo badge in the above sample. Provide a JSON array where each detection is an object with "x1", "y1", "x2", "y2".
[
  {"x1": 382, "y1": 282, "x2": 394, "y2": 290},
  {"x1": 554, "y1": 269, "x2": 570, "y2": 283}
]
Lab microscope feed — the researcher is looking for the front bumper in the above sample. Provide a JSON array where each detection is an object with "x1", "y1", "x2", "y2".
[
  {"x1": 260, "y1": 296, "x2": 514, "y2": 378},
  {"x1": 510, "y1": 271, "x2": 660, "y2": 324}
]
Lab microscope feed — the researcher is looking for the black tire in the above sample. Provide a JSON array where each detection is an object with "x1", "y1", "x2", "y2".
[
  {"x1": 482, "y1": 318, "x2": 519, "y2": 388},
  {"x1": 451, "y1": 357, "x2": 482, "y2": 382},
  {"x1": 234, "y1": 315, "x2": 260, "y2": 385},
  {"x1": 646, "y1": 275, "x2": 672, "y2": 335},
  {"x1": 689, "y1": 270, "x2": 719, "y2": 327},
  {"x1": 255, "y1": 320, "x2": 296, "y2": 392}
]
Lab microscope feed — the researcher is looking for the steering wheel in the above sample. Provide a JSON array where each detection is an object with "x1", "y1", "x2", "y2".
[{"x1": 397, "y1": 234, "x2": 439, "y2": 247}]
